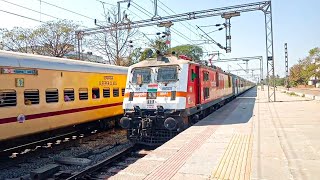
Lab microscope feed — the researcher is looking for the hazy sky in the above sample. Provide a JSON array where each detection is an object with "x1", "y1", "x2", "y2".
[{"x1": 0, "y1": 0, "x2": 319, "y2": 79}]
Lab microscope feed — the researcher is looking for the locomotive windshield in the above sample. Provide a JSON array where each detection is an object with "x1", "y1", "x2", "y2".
[
  {"x1": 157, "y1": 66, "x2": 178, "y2": 82},
  {"x1": 132, "y1": 68, "x2": 151, "y2": 84}
]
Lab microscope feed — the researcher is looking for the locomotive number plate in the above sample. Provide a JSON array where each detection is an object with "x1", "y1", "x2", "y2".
[{"x1": 146, "y1": 99, "x2": 156, "y2": 109}]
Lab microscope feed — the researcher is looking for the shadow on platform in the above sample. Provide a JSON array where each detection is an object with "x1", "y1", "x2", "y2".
[{"x1": 196, "y1": 87, "x2": 257, "y2": 126}]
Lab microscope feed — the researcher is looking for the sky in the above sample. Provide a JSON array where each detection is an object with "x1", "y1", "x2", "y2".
[{"x1": 0, "y1": 0, "x2": 319, "y2": 80}]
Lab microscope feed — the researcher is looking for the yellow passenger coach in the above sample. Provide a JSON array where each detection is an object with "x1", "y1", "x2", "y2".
[{"x1": 0, "y1": 50, "x2": 127, "y2": 148}]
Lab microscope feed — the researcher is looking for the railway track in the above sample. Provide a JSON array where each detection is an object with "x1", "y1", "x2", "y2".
[
  {"x1": 64, "y1": 143, "x2": 153, "y2": 180},
  {"x1": 66, "y1": 143, "x2": 136, "y2": 180},
  {"x1": 0, "y1": 129, "x2": 128, "y2": 179}
]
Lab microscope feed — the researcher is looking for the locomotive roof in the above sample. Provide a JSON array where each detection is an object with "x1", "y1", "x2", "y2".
[
  {"x1": 131, "y1": 55, "x2": 196, "y2": 67},
  {"x1": 0, "y1": 50, "x2": 128, "y2": 74}
]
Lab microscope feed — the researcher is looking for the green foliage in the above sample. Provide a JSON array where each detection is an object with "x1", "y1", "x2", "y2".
[
  {"x1": 269, "y1": 74, "x2": 285, "y2": 87},
  {"x1": 150, "y1": 38, "x2": 167, "y2": 53},
  {"x1": 0, "y1": 20, "x2": 78, "y2": 57},
  {"x1": 139, "y1": 48, "x2": 154, "y2": 61},
  {"x1": 289, "y1": 47, "x2": 320, "y2": 87},
  {"x1": 169, "y1": 44, "x2": 203, "y2": 61}
]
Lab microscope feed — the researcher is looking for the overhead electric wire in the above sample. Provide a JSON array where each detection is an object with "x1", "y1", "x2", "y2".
[
  {"x1": 0, "y1": 9, "x2": 43, "y2": 22},
  {"x1": 130, "y1": 1, "x2": 193, "y2": 44},
  {"x1": 36, "y1": 0, "x2": 95, "y2": 20},
  {"x1": 0, "y1": 0, "x2": 59, "y2": 20},
  {"x1": 153, "y1": 0, "x2": 199, "y2": 37},
  {"x1": 156, "y1": 0, "x2": 218, "y2": 52},
  {"x1": 96, "y1": 0, "x2": 182, "y2": 46}
]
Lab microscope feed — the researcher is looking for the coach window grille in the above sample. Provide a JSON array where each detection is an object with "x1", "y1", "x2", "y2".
[
  {"x1": 113, "y1": 88, "x2": 119, "y2": 97},
  {"x1": 92, "y1": 88, "x2": 100, "y2": 99},
  {"x1": 24, "y1": 90, "x2": 39, "y2": 105},
  {"x1": 64, "y1": 89, "x2": 75, "y2": 102},
  {"x1": 79, "y1": 88, "x2": 88, "y2": 100},
  {"x1": 103, "y1": 88, "x2": 110, "y2": 98},
  {"x1": 46, "y1": 89, "x2": 59, "y2": 103},
  {"x1": 121, "y1": 88, "x2": 125, "y2": 96},
  {"x1": 0, "y1": 90, "x2": 17, "y2": 107}
]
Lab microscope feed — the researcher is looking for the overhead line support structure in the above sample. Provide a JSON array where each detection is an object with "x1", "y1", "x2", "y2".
[
  {"x1": 76, "y1": 1, "x2": 274, "y2": 101},
  {"x1": 215, "y1": 56, "x2": 264, "y2": 90}
]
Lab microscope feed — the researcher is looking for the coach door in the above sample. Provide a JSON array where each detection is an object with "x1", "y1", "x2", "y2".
[{"x1": 194, "y1": 66, "x2": 200, "y2": 104}]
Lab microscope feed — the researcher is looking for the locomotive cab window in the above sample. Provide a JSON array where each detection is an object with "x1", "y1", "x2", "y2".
[
  {"x1": 92, "y1": 88, "x2": 100, "y2": 99},
  {"x1": 24, "y1": 90, "x2": 39, "y2": 105},
  {"x1": 157, "y1": 66, "x2": 178, "y2": 82},
  {"x1": 132, "y1": 68, "x2": 151, "y2": 84},
  {"x1": 79, "y1": 88, "x2": 88, "y2": 100},
  {"x1": 64, "y1": 89, "x2": 75, "y2": 102},
  {"x1": 0, "y1": 90, "x2": 17, "y2": 107},
  {"x1": 113, "y1": 88, "x2": 119, "y2": 97},
  {"x1": 46, "y1": 89, "x2": 59, "y2": 103}
]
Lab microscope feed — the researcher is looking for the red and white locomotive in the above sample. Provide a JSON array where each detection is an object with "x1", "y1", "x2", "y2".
[{"x1": 120, "y1": 52, "x2": 254, "y2": 145}]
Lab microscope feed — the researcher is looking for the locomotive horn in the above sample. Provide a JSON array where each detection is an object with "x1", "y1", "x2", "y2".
[{"x1": 120, "y1": 117, "x2": 131, "y2": 129}]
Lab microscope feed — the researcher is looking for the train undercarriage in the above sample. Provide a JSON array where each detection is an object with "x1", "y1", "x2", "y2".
[{"x1": 120, "y1": 97, "x2": 232, "y2": 146}]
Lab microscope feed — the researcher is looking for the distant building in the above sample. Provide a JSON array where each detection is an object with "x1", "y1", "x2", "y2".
[
  {"x1": 64, "y1": 51, "x2": 107, "y2": 64},
  {"x1": 308, "y1": 59, "x2": 320, "y2": 88}
]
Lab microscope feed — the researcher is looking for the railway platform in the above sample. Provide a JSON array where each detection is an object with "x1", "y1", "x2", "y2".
[{"x1": 110, "y1": 87, "x2": 320, "y2": 180}]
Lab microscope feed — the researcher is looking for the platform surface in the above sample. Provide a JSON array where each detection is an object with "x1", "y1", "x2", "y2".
[{"x1": 110, "y1": 87, "x2": 320, "y2": 180}]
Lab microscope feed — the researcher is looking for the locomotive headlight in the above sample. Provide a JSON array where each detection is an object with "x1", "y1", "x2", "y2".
[{"x1": 164, "y1": 117, "x2": 177, "y2": 130}]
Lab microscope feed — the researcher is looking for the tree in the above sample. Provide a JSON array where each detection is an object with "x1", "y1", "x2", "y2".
[
  {"x1": 289, "y1": 63, "x2": 304, "y2": 86},
  {"x1": 150, "y1": 37, "x2": 167, "y2": 53},
  {"x1": 33, "y1": 20, "x2": 78, "y2": 57},
  {"x1": 128, "y1": 47, "x2": 142, "y2": 64},
  {"x1": 0, "y1": 20, "x2": 78, "y2": 57},
  {"x1": 0, "y1": 27, "x2": 36, "y2": 53},
  {"x1": 86, "y1": 8, "x2": 137, "y2": 66},
  {"x1": 289, "y1": 47, "x2": 320, "y2": 87},
  {"x1": 139, "y1": 48, "x2": 154, "y2": 61},
  {"x1": 170, "y1": 44, "x2": 203, "y2": 61}
]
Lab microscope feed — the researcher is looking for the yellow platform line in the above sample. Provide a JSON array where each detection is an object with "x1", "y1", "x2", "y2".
[{"x1": 211, "y1": 133, "x2": 253, "y2": 180}]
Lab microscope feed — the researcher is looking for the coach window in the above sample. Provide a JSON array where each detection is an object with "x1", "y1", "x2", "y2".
[
  {"x1": 103, "y1": 88, "x2": 110, "y2": 98},
  {"x1": 113, "y1": 88, "x2": 119, "y2": 97},
  {"x1": 203, "y1": 71, "x2": 209, "y2": 81},
  {"x1": 46, "y1": 89, "x2": 59, "y2": 103},
  {"x1": 0, "y1": 90, "x2": 16, "y2": 107},
  {"x1": 92, "y1": 88, "x2": 100, "y2": 99},
  {"x1": 64, "y1": 89, "x2": 75, "y2": 102},
  {"x1": 79, "y1": 88, "x2": 88, "y2": 100},
  {"x1": 24, "y1": 90, "x2": 39, "y2": 105},
  {"x1": 121, "y1": 88, "x2": 125, "y2": 96}
]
